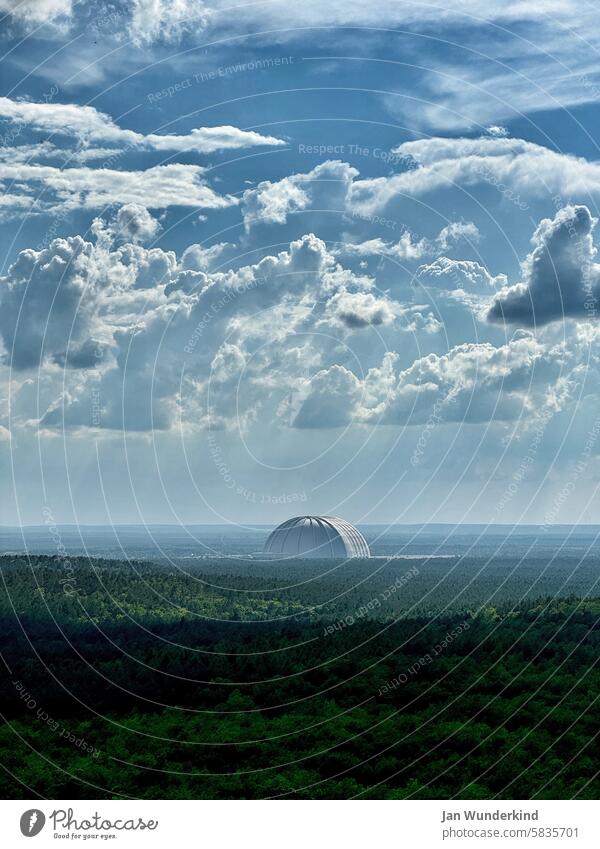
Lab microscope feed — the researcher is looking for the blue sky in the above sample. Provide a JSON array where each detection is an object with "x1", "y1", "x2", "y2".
[{"x1": 2, "y1": 0, "x2": 600, "y2": 526}]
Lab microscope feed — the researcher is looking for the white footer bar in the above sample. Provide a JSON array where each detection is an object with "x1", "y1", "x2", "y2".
[{"x1": 0, "y1": 799, "x2": 597, "y2": 848}]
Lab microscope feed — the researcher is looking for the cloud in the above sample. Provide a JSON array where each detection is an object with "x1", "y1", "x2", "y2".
[
  {"x1": 285, "y1": 352, "x2": 398, "y2": 428},
  {"x1": 436, "y1": 221, "x2": 480, "y2": 251},
  {"x1": 0, "y1": 225, "x2": 178, "y2": 370},
  {"x1": 288, "y1": 364, "x2": 362, "y2": 428},
  {"x1": 17, "y1": 231, "x2": 380, "y2": 431},
  {"x1": 241, "y1": 155, "x2": 491, "y2": 243},
  {"x1": 5, "y1": 130, "x2": 586, "y2": 227},
  {"x1": 0, "y1": 235, "x2": 100, "y2": 370},
  {"x1": 322, "y1": 290, "x2": 398, "y2": 328},
  {"x1": 237, "y1": 133, "x2": 600, "y2": 235},
  {"x1": 337, "y1": 232, "x2": 430, "y2": 262},
  {"x1": 114, "y1": 242, "x2": 177, "y2": 289},
  {"x1": 0, "y1": 161, "x2": 234, "y2": 212},
  {"x1": 488, "y1": 205, "x2": 600, "y2": 326},
  {"x1": 377, "y1": 335, "x2": 568, "y2": 426},
  {"x1": 114, "y1": 204, "x2": 160, "y2": 243},
  {"x1": 5, "y1": 1, "x2": 600, "y2": 146},
  {"x1": 384, "y1": 47, "x2": 600, "y2": 132},
  {"x1": 376, "y1": 338, "x2": 527, "y2": 425},
  {"x1": 485, "y1": 125, "x2": 509, "y2": 138},
  {"x1": 381, "y1": 335, "x2": 573, "y2": 425},
  {"x1": 181, "y1": 242, "x2": 230, "y2": 272},
  {"x1": 0, "y1": 97, "x2": 285, "y2": 153},
  {"x1": 0, "y1": 0, "x2": 71, "y2": 25},
  {"x1": 241, "y1": 160, "x2": 358, "y2": 230},
  {"x1": 286, "y1": 332, "x2": 577, "y2": 429},
  {"x1": 416, "y1": 257, "x2": 506, "y2": 290},
  {"x1": 39, "y1": 4, "x2": 595, "y2": 137},
  {"x1": 128, "y1": 0, "x2": 211, "y2": 45},
  {"x1": 52, "y1": 338, "x2": 108, "y2": 369},
  {"x1": 349, "y1": 137, "x2": 600, "y2": 214},
  {"x1": 337, "y1": 222, "x2": 480, "y2": 263},
  {"x1": 2, "y1": 222, "x2": 583, "y2": 438},
  {"x1": 2, "y1": 0, "x2": 585, "y2": 38}
]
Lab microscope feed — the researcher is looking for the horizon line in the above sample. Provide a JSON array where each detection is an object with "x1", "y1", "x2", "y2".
[{"x1": 2, "y1": 522, "x2": 600, "y2": 530}]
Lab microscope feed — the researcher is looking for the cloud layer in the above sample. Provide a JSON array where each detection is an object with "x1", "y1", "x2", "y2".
[{"x1": 2, "y1": 201, "x2": 596, "y2": 440}]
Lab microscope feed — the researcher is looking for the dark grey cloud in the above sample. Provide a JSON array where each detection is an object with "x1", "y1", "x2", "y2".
[
  {"x1": 52, "y1": 338, "x2": 107, "y2": 369},
  {"x1": 488, "y1": 205, "x2": 600, "y2": 327}
]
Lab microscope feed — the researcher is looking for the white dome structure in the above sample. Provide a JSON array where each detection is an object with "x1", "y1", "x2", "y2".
[{"x1": 263, "y1": 515, "x2": 370, "y2": 559}]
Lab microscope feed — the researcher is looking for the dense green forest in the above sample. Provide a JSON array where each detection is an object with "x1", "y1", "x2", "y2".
[{"x1": 1, "y1": 554, "x2": 600, "y2": 799}]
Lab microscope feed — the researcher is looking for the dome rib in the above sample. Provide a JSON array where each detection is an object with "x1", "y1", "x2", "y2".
[{"x1": 263, "y1": 515, "x2": 370, "y2": 559}]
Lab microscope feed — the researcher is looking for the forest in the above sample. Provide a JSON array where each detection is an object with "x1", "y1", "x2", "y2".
[{"x1": 1, "y1": 554, "x2": 599, "y2": 799}]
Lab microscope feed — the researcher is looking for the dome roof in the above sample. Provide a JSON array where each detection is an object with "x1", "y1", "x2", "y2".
[{"x1": 263, "y1": 515, "x2": 370, "y2": 559}]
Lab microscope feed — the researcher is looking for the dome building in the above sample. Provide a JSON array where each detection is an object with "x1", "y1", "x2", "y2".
[{"x1": 263, "y1": 515, "x2": 370, "y2": 559}]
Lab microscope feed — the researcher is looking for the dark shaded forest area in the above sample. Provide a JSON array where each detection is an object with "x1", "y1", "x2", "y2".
[{"x1": 1, "y1": 555, "x2": 599, "y2": 799}]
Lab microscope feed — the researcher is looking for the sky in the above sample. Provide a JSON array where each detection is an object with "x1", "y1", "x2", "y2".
[{"x1": 2, "y1": 0, "x2": 600, "y2": 527}]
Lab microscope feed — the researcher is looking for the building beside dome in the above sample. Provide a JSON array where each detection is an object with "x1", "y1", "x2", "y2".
[{"x1": 263, "y1": 515, "x2": 370, "y2": 559}]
